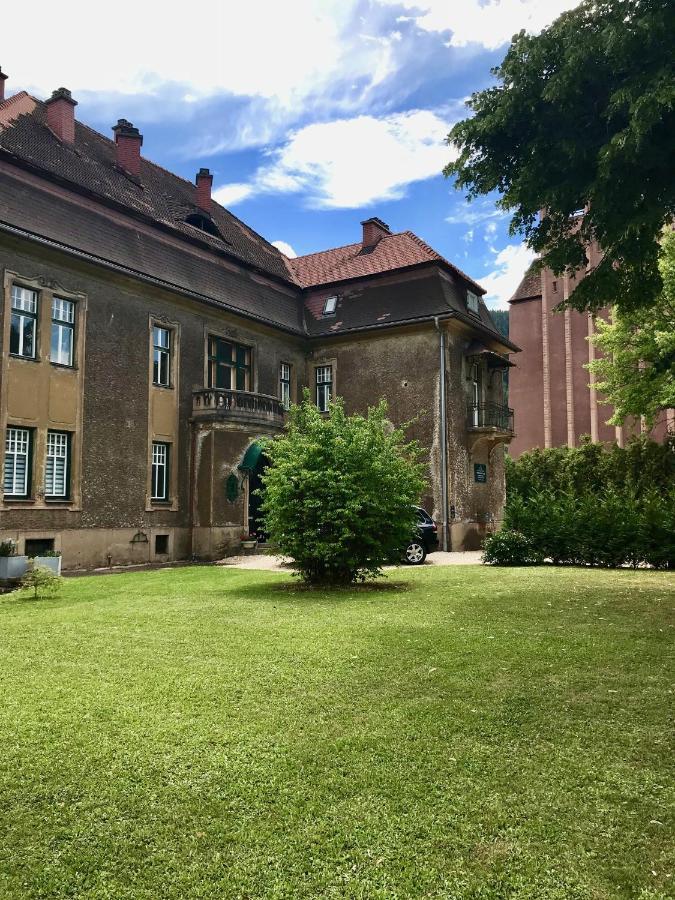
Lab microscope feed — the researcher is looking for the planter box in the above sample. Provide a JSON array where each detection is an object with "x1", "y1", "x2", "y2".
[
  {"x1": 0, "y1": 555, "x2": 29, "y2": 580},
  {"x1": 33, "y1": 556, "x2": 62, "y2": 575},
  {"x1": 241, "y1": 541, "x2": 257, "y2": 551}
]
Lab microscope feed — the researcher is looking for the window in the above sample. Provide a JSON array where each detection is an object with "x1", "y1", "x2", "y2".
[
  {"x1": 45, "y1": 431, "x2": 71, "y2": 499},
  {"x1": 10, "y1": 285, "x2": 38, "y2": 358},
  {"x1": 155, "y1": 534, "x2": 169, "y2": 555},
  {"x1": 467, "y1": 291, "x2": 480, "y2": 315},
  {"x1": 280, "y1": 363, "x2": 292, "y2": 409},
  {"x1": 208, "y1": 337, "x2": 251, "y2": 391},
  {"x1": 25, "y1": 538, "x2": 55, "y2": 556},
  {"x1": 151, "y1": 442, "x2": 170, "y2": 502},
  {"x1": 552, "y1": 280, "x2": 558, "y2": 293},
  {"x1": 4, "y1": 427, "x2": 32, "y2": 498},
  {"x1": 50, "y1": 297, "x2": 75, "y2": 366},
  {"x1": 316, "y1": 365, "x2": 333, "y2": 412},
  {"x1": 153, "y1": 325, "x2": 172, "y2": 387},
  {"x1": 322, "y1": 295, "x2": 338, "y2": 316}
]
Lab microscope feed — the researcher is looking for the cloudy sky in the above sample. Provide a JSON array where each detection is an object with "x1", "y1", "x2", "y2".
[{"x1": 2, "y1": 0, "x2": 578, "y2": 308}]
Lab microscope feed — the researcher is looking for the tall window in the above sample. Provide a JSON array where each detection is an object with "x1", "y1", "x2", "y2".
[
  {"x1": 208, "y1": 337, "x2": 251, "y2": 391},
  {"x1": 467, "y1": 291, "x2": 480, "y2": 315},
  {"x1": 471, "y1": 363, "x2": 482, "y2": 427},
  {"x1": 10, "y1": 285, "x2": 38, "y2": 358},
  {"x1": 3, "y1": 427, "x2": 31, "y2": 498},
  {"x1": 153, "y1": 326, "x2": 171, "y2": 386},
  {"x1": 280, "y1": 363, "x2": 292, "y2": 409},
  {"x1": 316, "y1": 365, "x2": 333, "y2": 412},
  {"x1": 45, "y1": 431, "x2": 70, "y2": 499},
  {"x1": 51, "y1": 297, "x2": 75, "y2": 366},
  {"x1": 151, "y1": 442, "x2": 170, "y2": 502}
]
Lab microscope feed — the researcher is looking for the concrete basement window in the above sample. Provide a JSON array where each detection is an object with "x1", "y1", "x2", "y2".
[{"x1": 155, "y1": 534, "x2": 169, "y2": 555}]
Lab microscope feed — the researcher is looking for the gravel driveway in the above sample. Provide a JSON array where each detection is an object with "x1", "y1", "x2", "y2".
[{"x1": 218, "y1": 550, "x2": 483, "y2": 572}]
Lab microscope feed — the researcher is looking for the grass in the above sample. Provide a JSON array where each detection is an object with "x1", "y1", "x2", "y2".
[{"x1": 0, "y1": 565, "x2": 673, "y2": 899}]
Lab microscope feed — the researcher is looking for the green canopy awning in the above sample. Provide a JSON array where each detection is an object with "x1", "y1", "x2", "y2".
[{"x1": 239, "y1": 441, "x2": 264, "y2": 471}]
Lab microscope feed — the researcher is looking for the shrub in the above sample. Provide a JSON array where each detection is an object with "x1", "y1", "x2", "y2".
[
  {"x1": 260, "y1": 394, "x2": 425, "y2": 585},
  {"x1": 20, "y1": 565, "x2": 63, "y2": 600},
  {"x1": 483, "y1": 529, "x2": 542, "y2": 566},
  {"x1": 0, "y1": 540, "x2": 16, "y2": 557},
  {"x1": 505, "y1": 438, "x2": 675, "y2": 568}
]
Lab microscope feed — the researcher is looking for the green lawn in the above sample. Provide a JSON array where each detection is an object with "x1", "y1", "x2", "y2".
[{"x1": 0, "y1": 566, "x2": 673, "y2": 899}]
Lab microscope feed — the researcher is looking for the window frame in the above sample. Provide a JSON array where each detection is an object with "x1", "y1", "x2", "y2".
[
  {"x1": 466, "y1": 290, "x2": 480, "y2": 316},
  {"x1": 279, "y1": 362, "x2": 292, "y2": 410},
  {"x1": 207, "y1": 336, "x2": 252, "y2": 391},
  {"x1": 151, "y1": 441, "x2": 171, "y2": 503},
  {"x1": 9, "y1": 285, "x2": 38, "y2": 360},
  {"x1": 44, "y1": 430, "x2": 72, "y2": 501},
  {"x1": 322, "y1": 295, "x2": 338, "y2": 317},
  {"x1": 50, "y1": 296, "x2": 76, "y2": 368},
  {"x1": 315, "y1": 364, "x2": 333, "y2": 412},
  {"x1": 3, "y1": 426, "x2": 33, "y2": 499},
  {"x1": 152, "y1": 324, "x2": 172, "y2": 388}
]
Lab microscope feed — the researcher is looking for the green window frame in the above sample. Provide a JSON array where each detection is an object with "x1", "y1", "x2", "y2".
[
  {"x1": 10, "y1": 285, "x2": 38, "y2": 359},
  {"x1": 208, "y1": 337, "x2": 252, "y2": 391},
  {"x1": 3, "y1": 426, "x2": 33, "y2": 498},
  {"x1": 45, "y1": 430, "x2": 72, "y2": 500}
]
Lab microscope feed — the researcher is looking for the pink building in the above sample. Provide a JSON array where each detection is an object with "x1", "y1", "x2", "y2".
[{"x1": 509, "y1": 244, "x2": 673, "y2": 457}]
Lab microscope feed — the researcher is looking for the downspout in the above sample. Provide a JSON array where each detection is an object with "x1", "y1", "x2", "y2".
[{"x1": 434, "y1": 317, "x2": 449, "y2": 551}]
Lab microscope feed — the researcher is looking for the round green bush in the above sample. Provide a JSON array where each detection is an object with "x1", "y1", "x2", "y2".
[{"x1": 482, "y1": 529, "x2": 543, "y2": 566}]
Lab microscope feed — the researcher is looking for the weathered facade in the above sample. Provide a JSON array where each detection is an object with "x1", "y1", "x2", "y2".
[
  {"x1": 509, "y1": 247, "x2": 673, "y2": 457},
  {"x1": 0, "y1": 75, "x2": 517, "y2": 568}
]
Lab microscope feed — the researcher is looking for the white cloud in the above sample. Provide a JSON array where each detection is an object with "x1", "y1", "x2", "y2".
[
  {"x1": 480, "y1": 242, "x2": 536, "y2": 309},
  {"x1": 271, "y1": 240, "x2": 298, "y2": 258},
  {"x1": 2, "y1": 1, "x2": 398, "y2": 109},
  {"x1": 214, "y1": 109, "x2": 456, "y2": 210},
  {"x1": 383, "y1": 0, "x2": 580, "y2": 49},
  {"x1": 445, "y1": 200, "x2": 508, "y2": 227},
  {"x1": 212, "y1": 183, "x2": 255, "y2": 207}
]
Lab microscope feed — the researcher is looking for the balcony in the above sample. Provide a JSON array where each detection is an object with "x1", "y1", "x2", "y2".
[
  {"x1": 193, "y1": 389, "x2": 286, "y2": 429},
  {"x1": 467, "y1": 402, "x2": 514, "y2": 435}
]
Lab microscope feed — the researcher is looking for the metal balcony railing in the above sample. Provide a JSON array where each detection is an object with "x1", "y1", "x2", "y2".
[
  {"x1": 193, "y1": 389, "x2": 286, "y2": 426},
  {"x1": 467, "y1": 402, "x2": 514, "y2": 433}
]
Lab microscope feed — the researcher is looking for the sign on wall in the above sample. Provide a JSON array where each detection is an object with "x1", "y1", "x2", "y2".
[{"x1": 474, "y1": 463, "x2": 487, "y2": 483}]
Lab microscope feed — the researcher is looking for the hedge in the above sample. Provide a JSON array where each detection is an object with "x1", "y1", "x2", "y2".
[{"x1": 499, "y1": 437, "x2": 675, "y2": 568}]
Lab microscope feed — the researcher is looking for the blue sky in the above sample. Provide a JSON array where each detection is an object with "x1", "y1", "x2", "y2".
[{"x1": 2, "y1": 0, "x2": 577, "y2": 308}]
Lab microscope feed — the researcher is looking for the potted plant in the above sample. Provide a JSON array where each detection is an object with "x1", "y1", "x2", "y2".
[
  {"x1": 241, "y1": 531, "x2": 257, "y2": 551},
  {"x1": 0, "y1": 540, "x2": 29, "y2": 580},
  {"x1": 31, "y1": 549, "x2": 62, "y2": 576}
]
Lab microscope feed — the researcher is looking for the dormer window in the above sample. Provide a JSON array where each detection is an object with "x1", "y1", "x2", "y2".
[
  {"x1": 467, "y1": 291, "x2": 480, "y2": 315},
  {"x1": 322, "y1": 296, "x2": 338, "y2": 316},
  {"x1": 185, "y1": 213, "x2": 221, "y2": 238}
]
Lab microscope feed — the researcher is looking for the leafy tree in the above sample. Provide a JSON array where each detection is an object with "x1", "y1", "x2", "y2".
[
  {"x1": 260, "y1": 394, "x2": 425, "y2": 586},
  {"x1": 587, "y1": 228, "x2": 675, "y2": 426},
  {"x1": 446, "y1": 0, "x2": 675, "y2": 314}
]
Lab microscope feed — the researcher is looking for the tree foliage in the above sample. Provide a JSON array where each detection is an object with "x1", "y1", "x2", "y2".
[
  {"x1": 587, "y1": 228, "x2": 675, "y2": 426},
  {"x1": 20, "y1": 565, "x2": 62, "y2": 600},
  {"x1": 446, "y1": 0, "x2": 675, "y2": 314},
  {"x1": 260, "y1": 395, "x2": 425, "y2": 585}
]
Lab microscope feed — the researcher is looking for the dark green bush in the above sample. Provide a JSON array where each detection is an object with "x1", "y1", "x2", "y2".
[
  {"x1": 483, "y1": 530, "x2": 542, "y2": 566},
  {"x1": 505, "y1": 437, "x2": 675, "y2": 568}
]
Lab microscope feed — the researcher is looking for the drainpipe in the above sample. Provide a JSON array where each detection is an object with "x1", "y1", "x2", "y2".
[{"x1": 434, "y1": 317, "x2": 449, "y2": 551}]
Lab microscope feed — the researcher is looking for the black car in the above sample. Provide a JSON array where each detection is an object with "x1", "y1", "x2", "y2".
[{"x1": 403, "y1": 507, "x2": 439, "y2": 565}]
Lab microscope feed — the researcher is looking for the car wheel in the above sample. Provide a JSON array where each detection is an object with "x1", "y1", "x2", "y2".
[{"x1": 404, "y1": 541, "x2": 427, "y2": 565}]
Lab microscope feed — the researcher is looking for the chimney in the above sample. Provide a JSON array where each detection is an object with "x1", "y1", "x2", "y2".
[
  {"x1": 112, "y1": 118, "x2": 143, "y2": 178},
  {"x1": 45, "y1": 88, "x2": 77, "y2": 143},
  {"x1": 361, "y1": 216, "x2": 390, "y2": 249},
  {"x1": 195, "y1": 168, "x2": 213, "y2": 212},
  {"x1": 0, "y1": 68, "x2": 8, "y2": 103}
]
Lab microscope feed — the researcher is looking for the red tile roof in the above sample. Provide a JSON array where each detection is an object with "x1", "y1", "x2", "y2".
[{"x1": 288, "y1": 230, "x2": 485, "y2": 294}]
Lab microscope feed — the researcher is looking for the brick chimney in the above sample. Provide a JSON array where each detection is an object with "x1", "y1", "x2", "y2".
[
  {"x1": 195, "y1": 168, "x2": 213, "y2": 212},
  {"x1": 0, "y1": 68, "x2": 8, "y2": 103},
  {"x1": 112, "y1": 119, "x2": 143, "y2": 178},
  {"x1": 361, "y1": 217, "x2": 390, "y2": 249},
  {"x1": 45, "y1": 88, "x2": 77, "y2": 143}
]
